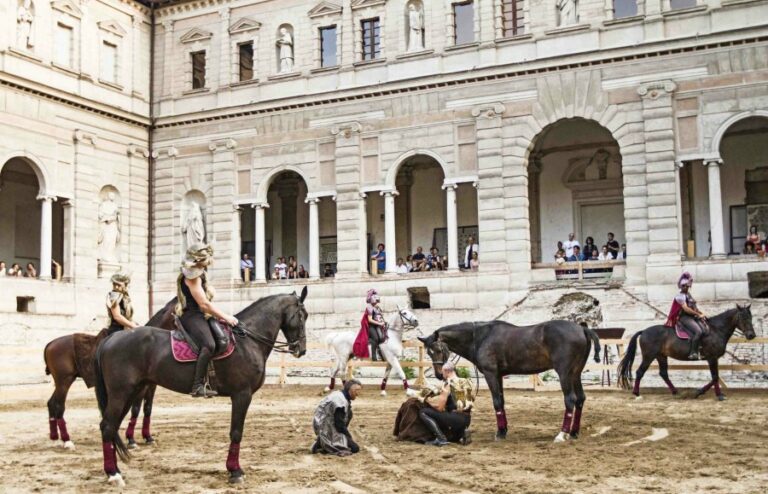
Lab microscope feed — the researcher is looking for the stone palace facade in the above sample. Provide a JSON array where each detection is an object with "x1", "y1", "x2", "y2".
[{"x1": 1, "y1": 0, "x2": 767, "y2": 384}]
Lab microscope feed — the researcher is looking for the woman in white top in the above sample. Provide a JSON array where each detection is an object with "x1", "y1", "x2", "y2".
[
  {"x1": 0, "y1": 261, "x2": 6, "y2": 277},
  {"x1": 463, "y1": 236, "x2": 479, "y2": 269},
  {"x1": 597, "y1": 245, "x2": 611, "y2": 261}
]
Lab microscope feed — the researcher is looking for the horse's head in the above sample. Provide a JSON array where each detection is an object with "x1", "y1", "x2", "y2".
[
  {"x1": 735, "y1": 304, "x2": 756, "y2": 340},
  {"x1": 417, "y1": 331, "x2": 451, "y2": 380},
  {"x1": 283, "y1": 286, "x2": 309, "y2": 357},
  {"x1": 396, "y1": 305, "x2": 419, "y2": 330}
]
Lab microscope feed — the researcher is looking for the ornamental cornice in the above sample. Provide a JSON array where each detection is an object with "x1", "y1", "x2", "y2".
[
  {"x1": 637, "y1": 80, "x2": 677, "y2": 99},
  {"x1": 156, "y1": 0, "x2": 228, "y2": 19}
]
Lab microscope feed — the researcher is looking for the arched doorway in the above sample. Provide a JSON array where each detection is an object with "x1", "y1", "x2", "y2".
[
  {"x1": 528, "y1": 118, "x2": 625, "y2": 263},
  {"x1": 0, "y1": 158, "x2": 63, "y2": 278}
]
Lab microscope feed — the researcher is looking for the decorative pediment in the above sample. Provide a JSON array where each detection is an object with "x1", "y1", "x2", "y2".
[
  {"x1": 180, "y1": 28, "x2": 213, "y2": 44},
  {"x1": 308, "y1": 1, "x2": 343, "y2": 18},
  {"x1": 351, "y1": 0, "x2": 386, "y2": 10},
  {"x1": 51, "y1": 0, "x2": 83, "y2": 19},
  {"x1": 98, "y1": 20, "x2": 127, "y2": 38},
  {"x1": 229, "y1": 17, "x2": 261, "y2": 35}
]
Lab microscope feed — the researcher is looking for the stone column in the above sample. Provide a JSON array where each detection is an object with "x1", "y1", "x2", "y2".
[
  {"x1": 219, "y1": 8, "x2": 231, "y2": 89},
  {"x1": 705, "y1": 159, "x2": 726, "y2": 258},
  {"x1": 61, "y1": 199, "x2": 74, "y2": 281},
  {"x1": 359, "y1": 193, "x2": 368, "y2": 273},
  {"x1": 253, "y1": 203, "x2": 268, "y2": 281},
  {"x1": 231, "y1": 205, "x2": 242, "y2": 281},
  {"x1": 131, "y1": 16, "x2": 143, "y2": 96},
  {"x1": 382, "y1": 190, "x2": 398, "y2": 273},
  {"x1": 527, "y1": 154, "x2": 542, "y2": 263},
  {"x1": 38, "y1": 195, "x2": 56, "y2": 279},
  {"x1": 332, "y1": 122, "x2": 363, "y2": 276},
  {"x1": 162, "y1": 20, "x2": 175, "y2": 98},
  {"x1": 208, "y1": 138, "x2": 238, "y2": 282},
  {"x1": 443, "y1": 183, "x2": 459, "y2": 270},
  {"x1": 307, "y1": 197, "x2": 320, "y2": 278}
]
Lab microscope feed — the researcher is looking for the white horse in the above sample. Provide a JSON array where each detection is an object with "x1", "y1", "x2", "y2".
[{"x1": 324, "y1": 307, "x2": 420, "y2": 396}]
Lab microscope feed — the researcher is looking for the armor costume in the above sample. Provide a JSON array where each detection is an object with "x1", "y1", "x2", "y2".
[
  {"x1": 105, "y1": 273, "x2": 134, "y2": 335},
  {"x1": 419, "y1": 365, "x2": 474, "y2": 446},
  {"x1": 665, "y1": 272, "x2": 708, "y2": 360}
]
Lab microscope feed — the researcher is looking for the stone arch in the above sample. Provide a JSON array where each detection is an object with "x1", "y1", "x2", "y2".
[
  {"x1": 0, "y1": 152, "x2": 51, "y2": 195},
  {"x1": 255, "y1": 165, "x2": 312, "y2": 204},
  {"x1": 385, "y1": 149, "x2": 450, "y2": 188},
  {"x1": 710, "y1": 109, "x2": 768, "y2": 157}
]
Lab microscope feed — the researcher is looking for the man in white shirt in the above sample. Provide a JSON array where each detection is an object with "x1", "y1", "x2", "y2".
[
  {"x1": 563, "y1": 233, "x2": 580, "y2": 258},
  {"x1": 275, "y1": 257, "x2": 288, "y2": 279},
  {"x1": 395, "y1": 257, "x2": 409, "y2": 274},
  {"x1": 463, "y1": 236, "x2": 479, "y2": 269}
]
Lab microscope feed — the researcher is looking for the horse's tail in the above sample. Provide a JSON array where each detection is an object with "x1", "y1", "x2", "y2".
[
  {"x1": 43, "y1": 340, "x2": 53, "y2": 375},
  {"x1": 617, "y1": 331, "x2": 642, "y2": 390},
  {"x1": 583, "y1": 327, "x2": 601, "y2": 363},
  {"x1": 94, "y1": 342, "x2": 130, "y2": 463}
]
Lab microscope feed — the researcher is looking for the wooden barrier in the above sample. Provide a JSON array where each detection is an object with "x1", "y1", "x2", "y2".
[{"x1": 267, "y1": 337, "x2": 768, "y2": 388}]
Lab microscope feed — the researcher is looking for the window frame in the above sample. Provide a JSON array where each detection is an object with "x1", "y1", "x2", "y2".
[
  {"x1": 360, "y1": 17, "x2": 381, "y2": 61},
  {"x1": 452, "y1": 1, "x2": 475, "y2": 46},
  {"x1": 237, "y1": 41, "x2": 254, "y2": 82},
  {"x1": 501, "y1": 0, "x2": 525, "y2": 37},
  {"x1": 319, "y1": 25, "x2": 338, "y2": 68},
  {"x1": 54, "y1": 22, "x2": 75, "y2": 68},
  {"x1": 100, "y1": 40, "x2": 119, "y2": 84},
  {"x1": 190, "y1": 50, "x2": 207, "y2": 90}
]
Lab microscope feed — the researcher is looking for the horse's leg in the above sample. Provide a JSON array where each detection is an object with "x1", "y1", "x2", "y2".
[
  {"x1": 100, "y1": 395, "x2": 131, "y2": 487},
  {"x1": 387, "y1": 352, "x2": 411, "y2": 394},
  {"x1": 554, "y1": 369, "x2": 578, "y2": 443},
  {"x1": 125, "y1": 389, "x2": 143, "y2": 449},
  {"x1": 380, "y1": 363, "x2": 392, "y2": 396},
  {"x1": 695, "y1": 380, "x2": 715, "y2": 398},
  {"x1": 227, "y1": 391, "x2": 253, "y2": 484},
  {"x1": 325, "y1": 355, "x2": 344, "y2": 393},
  {"x1": 142, "y1": 384, "x2": 157, "y2": 444},
  {"x1": 483, "y1": 370, "x2": 507, "y2": 440},
  {"x1": 707, "y1": 359, "x2": 726, "y2": 401},
  {"x1": 47, "y1": 374, "x2": 75, "y2": 449},
  {"x1": 657, "y1": 356, "x2": 677, "y2": 395},
  {"x1": 632, "y1": 352, "x2": 655, "y2": 398},
  {"x1": 569, "y1": 378, "x2": 586, "y2": 439}
]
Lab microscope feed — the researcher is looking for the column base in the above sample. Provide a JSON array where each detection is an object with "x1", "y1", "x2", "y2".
[{"x1": 708, "y1": 253, "x2": 728, "y2": 260}]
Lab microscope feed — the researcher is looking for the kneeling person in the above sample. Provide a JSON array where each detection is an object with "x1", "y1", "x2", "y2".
[
  {"x1": 311, "y1": 380, "x2": 362, "y2": 456},
  {"x1": 420, "y1": 362, "x2": 473, "y2": 446}
]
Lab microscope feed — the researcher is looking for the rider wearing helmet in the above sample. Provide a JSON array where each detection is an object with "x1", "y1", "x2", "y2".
[
  {"x1": 106, "y1": 272, "x2": 139, "y2": 335},
  {"x1": 365, "y1": 289, "x2": 387, "y2": 361},
  {"x1": 665, "y1": 272, "x2": 708, "y2": 360}
]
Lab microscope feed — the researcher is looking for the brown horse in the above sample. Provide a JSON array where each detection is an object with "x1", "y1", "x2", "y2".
[
  {"x1": 42, "y1": 298, "x2": 176, "y2": 449},
  {"x1": 618, "y1": 304, "x2": 755, "y2": 400}
]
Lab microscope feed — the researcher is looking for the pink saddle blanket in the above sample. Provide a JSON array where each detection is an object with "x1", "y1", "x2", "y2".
[
  {"x1": 675, "y1": 326, "x2": 690, "y2": 340},
  {"x1": 171, "y1": 327, "x2": 236, "y2": 363}
]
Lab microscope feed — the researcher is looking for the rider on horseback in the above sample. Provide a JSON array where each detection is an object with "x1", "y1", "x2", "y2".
[
  {"x1": 665, "y1": 272, "x2": 709, "y2": 360},
  {"x1": 176, "y1": 244, "x2": 239, "y2": 398},
  {"x1": 364, "y1": 289, "x2": 388, "y2": 361},
  {"x1": 106, "y1": 273, "x2": 138, "y2": 335}
]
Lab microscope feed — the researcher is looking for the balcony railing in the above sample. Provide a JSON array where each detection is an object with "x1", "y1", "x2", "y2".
[{"x1": 534, "y1": 260, "x2": 626, "y2": 281}]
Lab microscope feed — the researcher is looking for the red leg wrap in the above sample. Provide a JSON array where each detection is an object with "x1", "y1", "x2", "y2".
[
  {"x1": 402, "y1": 379, "x2": 409, "y2": 390},
  {"x1": 102, "y1": 442, "x2": 117, "y2": 475},
  {"x1": 632, "y1": 380, "x2": 640, "y2": 396},
  {"x1": 713, "y1": 381, "x2": 722, "y2": 396},
  {"x1": 49, "y1": 418, "x2": 59, "y2": 441},
  {"x1": 329, "y1": 378, "x2": 336, "y2": 390},
  {"x1": 126, "y1": 417, "x2": 137, "y2": 440},
  {"x1": 142, "y1": 416, "x2": 151, "y2": 439},
  {"x1": 495, "y1": 410, "x2": 507, "y2": 431},
  {"x1": 699, "y1": 381, "x2": 714, "y2": 394},
  {"x1": 664, "y1": 380, "x2": 678, "y2": 394},
  {"x1": 571, "y1": 408, "x2": 583, "y2": 434},
  {"x1": 561, "y1": 410, "x2": 574, "y2": 433},
  {"x1": 57, "y1": 418, "x2": 70, "y2": 442},
  {"x1": 380, "y1": 378, "x2": 387, "y2": 391},
  {"x1": 226, "y1": 442, "x2": 241, "y2": 472}
]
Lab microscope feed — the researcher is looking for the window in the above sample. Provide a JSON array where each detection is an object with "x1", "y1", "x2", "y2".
[
  {"x1": 320, "y1": 26, "x2": 337, "y2": 67},
  {"x1": 54, "y1": 23, "x2": 73, "y2": 67},
  {"x1": 238, "y1": 42, "x2": 254, "y2": 81},
  {"x1": 502, "y1": 0, "x2": 524, "y2": 37},
  {"x1": 453, "y1": 2, "x2": 474, "y2": 45},
  {"x1": 191, "y1": 51, "x2": 206, "y2": 89},
  {"x1": 361, "y1": 18, "x2": 380, "y2": 61},
  {"x1": 613, "y1": 0, "x2": 638, "y2": 18},
  {"x1": 670, "y1": 0, "x2": 696, "y2": 9},
  {"x1": 100, "y1": 41, "x2": 118, "y2": 83}
]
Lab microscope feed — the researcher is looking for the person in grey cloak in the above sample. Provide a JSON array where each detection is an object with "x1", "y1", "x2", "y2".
[{"x1": 311, "y1": 380, "x2": 362, "y2": 456}]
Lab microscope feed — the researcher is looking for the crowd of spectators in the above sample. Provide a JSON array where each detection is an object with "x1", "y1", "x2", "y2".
[
  {"x1": 0, "y1": 260, "x2": 61, "y2": 279},
  {"x1": 745, "y1": 225, "x2": 767, "y2": 256},
  {"x1": 554, "y1": 232, "x2": 626, "y2": 264},
  {"x1": 373, "y1": 236, "x2": 480, "y2": 275}
]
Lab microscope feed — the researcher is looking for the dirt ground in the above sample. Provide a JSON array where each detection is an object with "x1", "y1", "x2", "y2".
[{"x1": 0, "y1": 384, "x2": 767, "y2": 494}]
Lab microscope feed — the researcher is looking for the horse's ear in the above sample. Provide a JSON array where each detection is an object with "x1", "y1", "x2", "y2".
[
  {"x1": 417, "y1": 336, "x2": 427, "y2": 344},
  {"x1": 736, "y1": 303, "x2": 742, "y2": 310},
  {"x1": 396, "y1": 304, "x2": 402, "y2": 312},
  {"x1": 747, "y1": 304, "x2": 752, "y2": 310},
  {"x1": 299, "y1": 285, "x2": 308, "y2": 303}
]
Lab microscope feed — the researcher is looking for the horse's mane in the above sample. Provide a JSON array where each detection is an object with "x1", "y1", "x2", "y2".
[
  {"x1": 235, "y1": 293, "x2": 295, "y2": 320},
  {"x1": 145, "y1": 297, "x2": 177, "y2": 326},
  {"x1": 707, "y1": 307, "x2": 739, "y2": 329}
]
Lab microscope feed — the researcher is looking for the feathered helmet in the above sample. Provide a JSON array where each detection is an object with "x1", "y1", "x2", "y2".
[
  {"x1": 366, "y1": 288, "x2": 380, "y2": 304},
  {"x1": 110, "y1": 272, "x2": 131, "y2": 289},
  {"x1": 678, "y1": 272, "x2": 693, "y2": 289},
  {"x1": 181, "y1": 243, "x2": 214, "y2": 279}
]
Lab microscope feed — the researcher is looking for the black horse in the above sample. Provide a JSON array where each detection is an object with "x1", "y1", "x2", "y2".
[
  {"x1": 618, "y1": 304, "x2": 755, "y2": 400},
  {"x1": 94, "y1": 288, "x2": 308, "y2": 486},
  {"x1": 419, "y1": 320, "x2": 600, "y2": 442}
]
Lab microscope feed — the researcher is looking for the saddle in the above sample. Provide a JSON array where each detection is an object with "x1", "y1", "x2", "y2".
[
  {"x1": 171, "y1": 317, "x2": 236, "y2": 363},
  {"x1": 672, "y1": 319, "x2": 709, "y2": 341}
]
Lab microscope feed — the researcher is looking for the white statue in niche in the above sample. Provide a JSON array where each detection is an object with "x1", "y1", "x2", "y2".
[
  {"x1": 16, "y1": 0, "x2": 35, "y2": 49},
  {"x1": 276, "y1": 27, "x2": 294, "y2": 73},
  {"x1": 407, "y1": 3, "x2": 424, "y2": 52},
  {"x1": 557, "y1": 0, "x2": 578, "y2": 27},
  {"x1": 98, "y1": 192, "x2": 121, "y2": 262},
  {"x1": 182, "y1": 202, "x2": 206, "y2": 248}
]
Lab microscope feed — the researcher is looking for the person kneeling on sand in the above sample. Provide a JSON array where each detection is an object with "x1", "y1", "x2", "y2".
[{"x1": 311, "y1": 380, "x2": 362, "y2": 456}]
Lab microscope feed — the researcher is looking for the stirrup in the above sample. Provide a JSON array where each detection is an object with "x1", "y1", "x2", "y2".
[
  {"x1": 190, "y1": 383, "x2": 217, "y2": 398},
  {"x1": 426, "y1": 437, "x2": 448, "y2": 447},
  {"x1": 688, "y1": 352, "x2": 700, "y2": 360}
]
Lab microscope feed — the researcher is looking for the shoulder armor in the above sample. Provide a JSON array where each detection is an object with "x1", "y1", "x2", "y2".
[{"x1": 106, "y1": 291, "x2": 122, "y2": 308}]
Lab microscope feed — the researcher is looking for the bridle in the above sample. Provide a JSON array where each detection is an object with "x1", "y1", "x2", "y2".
[{"x1": 233, "y1": 300, "x2": 306, "y2": 355}]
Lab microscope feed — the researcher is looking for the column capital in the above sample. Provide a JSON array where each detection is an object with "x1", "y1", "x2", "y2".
[
  {"x1": 162, "y1": 19, "x2": 175, "y2": 31},
  {"x1": 73, "y1": 129, "x2": 98, "y2": 146},
  {"x1": 251, "y1": 202, "x2": 270, "y2": 210},
  {"x1": 441, "y1": 182, "x2": 458, "y2": 191},
  {"x1": 637, "y1": 80, "x2": 676, "y2": 99},
  {"x1": 209, "y1": 139, "x2": 238, "y2": 152},
  {"x1": 380, "y1": 190, "x2": 399, "y2": 198},
  {"x1": 703, "y1": 158, "x2": 723, "y2": 167},
  {"x1": 471, "y1": 103, "x2": 505, "y2": 119},
  {"x1": 36, "y1": 194, "x2": 57, "y2": 203},
  {"x1": 305, "y1": 197, "x2": 321, "y2": 205},
  {"x1": 127, "y1": 144, "x2": 150, "y2": 158},
  {"x1": 219, "y1": 7, "x2": 231, "y2": 19},
  {"x1": 331, "y1": 121, "x2": 361, "y2": 138}
]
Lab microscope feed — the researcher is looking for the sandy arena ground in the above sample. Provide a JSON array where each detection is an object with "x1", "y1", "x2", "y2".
[{"x1": 0, "y1": 384, "x2": 767, "y2": 494}]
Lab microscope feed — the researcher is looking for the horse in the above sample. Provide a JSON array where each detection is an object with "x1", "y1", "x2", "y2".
[
  {"x1": 324, "y1": 307, "x2": 419, "y2": 396},
  {"x1": 618, "y1": 304, "x2": 755, "y2": 401},
  {"x1": 94, "y1": 288, "x2": 308, "y2": 487},
  {"x1": 418, "y1": 320, "x2": 600, "y2": 442},
  {"x1": 42, "y1": 297, "x2": 177, "y2": 450}
]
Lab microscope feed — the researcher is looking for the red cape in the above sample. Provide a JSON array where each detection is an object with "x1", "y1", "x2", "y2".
[
  {"x1": 353, "y1": 312, "x2": 370, "y2": 358},
  {"x1": 665, "y1": 300, "x2": 683, "y2": 328}
]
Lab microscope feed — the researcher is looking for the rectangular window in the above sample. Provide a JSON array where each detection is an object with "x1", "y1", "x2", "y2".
[
  {"x1": 54, "y1": 23, "x2": 73, "y2": 67},
  {"x1": 670, "y1": 0, "x2": 696, "y2": 9},
  {"x1": 361, "y1": 18, "x2": 380, "y2": 61},
  {"x1": 613, "y1": 0, "x2": 638, "y2": 18},
  {"x1": 238, "y1": 42, "x2": 254, "y2": 81},
  {"x1": 502, "y1": 0, "x2": 524, "y2": 37},
  {"x1": 320, "y1": 26, "x2": 337, "y2": 67},
  {"x1": 191, "y1": 50, "x2": 206, "y2": 89},
  {"x1": 453, "y1": 2, "x2": 474, "y2": 45},
  {"x1": 100, "y1": 41, "x2": 118, "y2": 83}
]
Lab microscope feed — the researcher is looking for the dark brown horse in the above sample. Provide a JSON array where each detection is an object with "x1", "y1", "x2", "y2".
[
  {"x1": 418, "y1": 320, "x2": 600, "y2": 442},
  {"x1": 94, "y1": 289, "x2": 308, "y2": 487},
  {"x1": 618, "y1": 304, "x2": 755, "y2": 400},
  {"x1": 42, "y1": 298, "x2": 177, "y2": 449}
]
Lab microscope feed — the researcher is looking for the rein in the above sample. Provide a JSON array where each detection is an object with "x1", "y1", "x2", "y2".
[{"x1": 232, "y1": 322, "x2": 299, "y2": 354}]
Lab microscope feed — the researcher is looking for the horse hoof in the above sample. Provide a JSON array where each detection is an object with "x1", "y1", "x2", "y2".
[
  {"x1": 569, "y1": 431, "x2": 580, "y2": 440},
  {"x1": 494, "y1": 433, "x2": 506, "y2": 441},
  {"x1": 63, "y1": 440, "x2": 75, "y2": 451},
  {"x1": 107, "y1": 473, "x2": 125, "y2": 488},
  {"x1": 228, "y1": 470, "x2": 245, "y2": 484},
  {"x1": 634, "y1": 396, "x2": 643, "y2": 401},
  {"x1": 554, "y1": 431, "x2": 570, "y2": 443},
  {"x1": 717, "y1": 395, "x2": 727, "y2": 402},
  {"x1": 144, "y1": 437, "x2": 155, "y2": 446},
  {"x1": 127, "y1": 440, "x2": 137, "y2": 450},
  {"x1": 380, "y1": 390, "x2": 387, "y2": 397},
  {"x1": 405, "y1": 388, "x2": 418, "y2": 398}
]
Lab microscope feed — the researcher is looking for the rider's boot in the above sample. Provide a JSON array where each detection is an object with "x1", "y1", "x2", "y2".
[
  {"x1": 369, "y1": 339, "x2": 380, "y2": 361},
  {"x1": 209, "y1": 320, "x2": 229, "y2": 356},
  {"x1": 419, "y1": 411, "x2": 449, "y2": 446},
  {"x1": 190, "y1": 348, "x2": 218, "y2": 398},
  {"x1": 687, "y1": 333, "x2": 701, "y2": 360}
]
